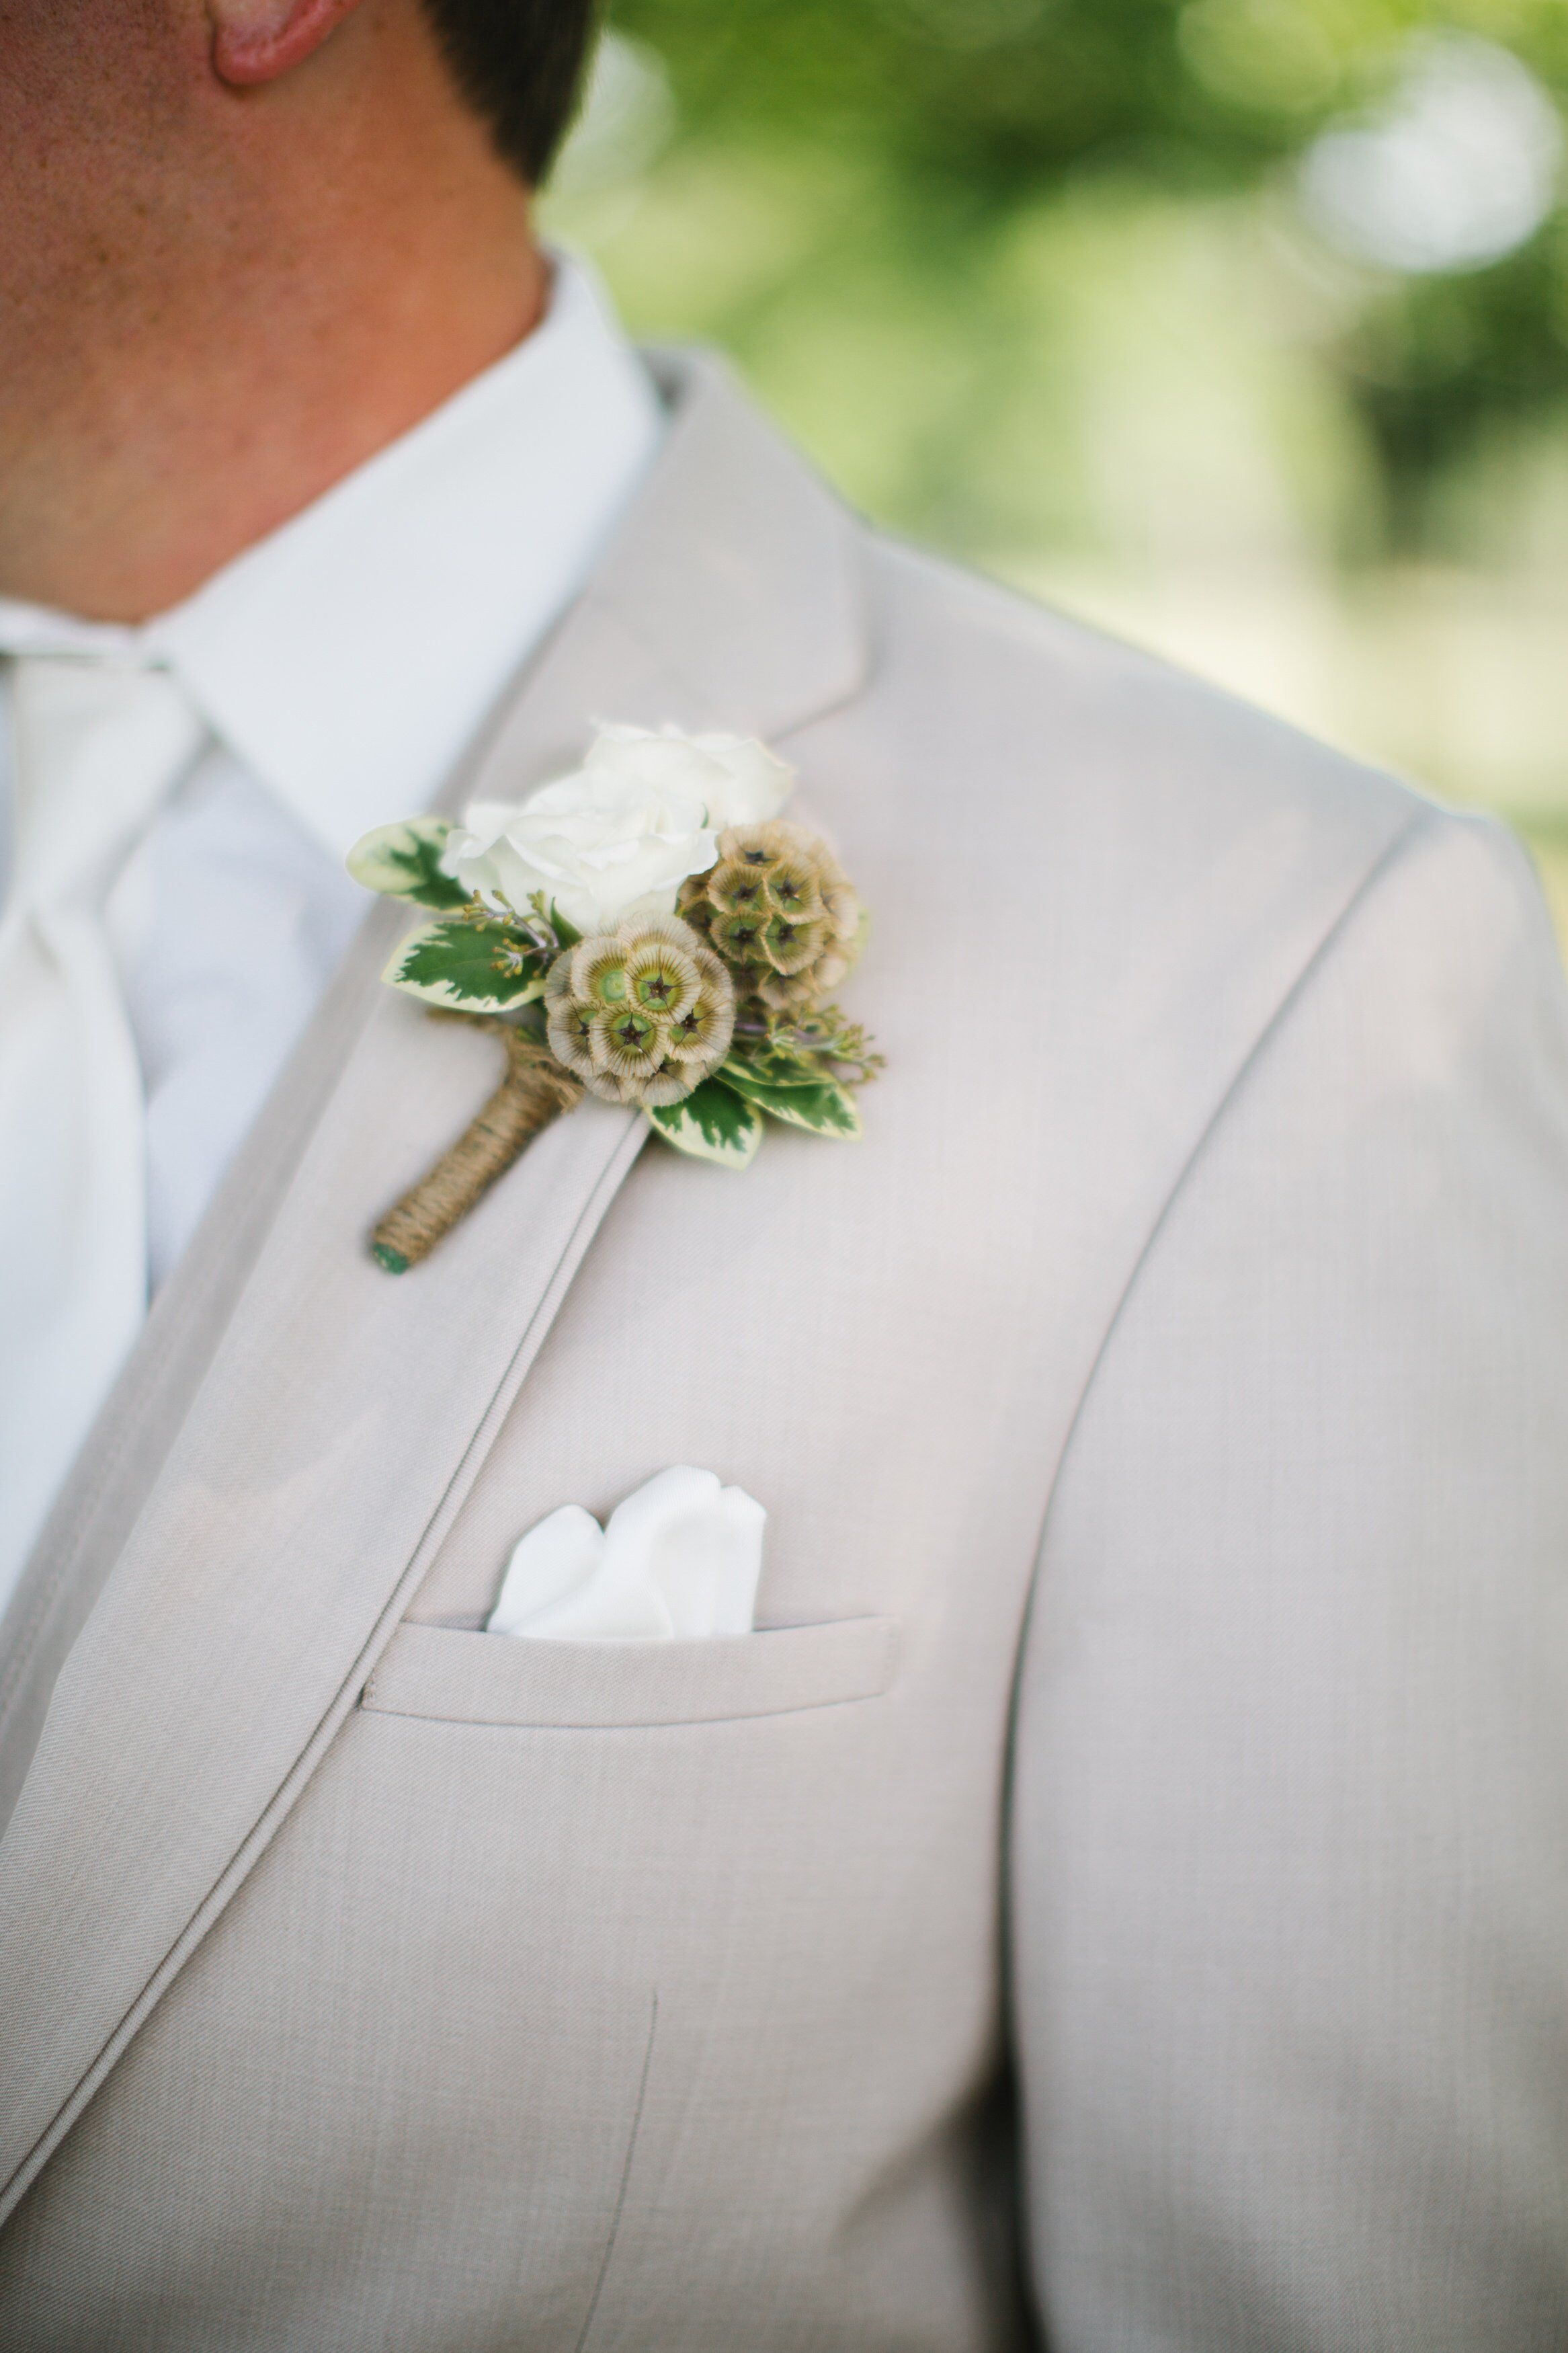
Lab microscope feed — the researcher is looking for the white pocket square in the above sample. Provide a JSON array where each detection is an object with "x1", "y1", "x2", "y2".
[{"x1": 486, "y1": 1465, "x2": 766, "y2": 1642}]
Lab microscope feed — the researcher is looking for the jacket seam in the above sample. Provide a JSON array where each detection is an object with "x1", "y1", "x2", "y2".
[
  {"x1": 1023, "y1": 800, "x2": 1436, "y2": 1603},
  {"x1": 996, "y1": 801, "x2": 1438, "y2": 1936}
]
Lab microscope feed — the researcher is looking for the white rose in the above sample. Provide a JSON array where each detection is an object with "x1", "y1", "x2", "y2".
[
  {"x1": 585, "y1": 723, "x2": 794, "y2": 828},
  {"x1": 442, "y1": 723, "x2": 793, "y2": 936}
]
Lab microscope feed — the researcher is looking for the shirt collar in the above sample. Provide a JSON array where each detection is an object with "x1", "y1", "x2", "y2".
[{"x1": 0, "y1": 255, "x2": 664, "y2": 862}]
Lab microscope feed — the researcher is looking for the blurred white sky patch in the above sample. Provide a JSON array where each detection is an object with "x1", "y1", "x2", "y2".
[
  {"x1": 550, "y1": 32, "x2": 676, "y2": 201},
  {"x1": 1297, "y1": 33, "x2": 1561, "y2": 274}
]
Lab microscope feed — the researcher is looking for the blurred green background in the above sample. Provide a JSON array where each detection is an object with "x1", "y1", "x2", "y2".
[{"x1": 544, "y1": 0, "x2": 1568, "y2": 936}]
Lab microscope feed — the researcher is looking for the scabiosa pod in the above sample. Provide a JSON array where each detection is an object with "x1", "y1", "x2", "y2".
[
  {"x1": 678, "y1": 821, "x2": 860, "y2": 1011},
  {"x1": 544, "y1": 914, "x2": 735, "y2": 1109}
]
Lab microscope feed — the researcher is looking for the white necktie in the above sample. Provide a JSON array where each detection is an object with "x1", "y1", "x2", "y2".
[{"x1": 0, "y1": 656, "x2": 205, "y2": 1612}]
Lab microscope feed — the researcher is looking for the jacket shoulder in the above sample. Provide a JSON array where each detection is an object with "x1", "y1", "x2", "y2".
[
  {"x1": 847, "y1": 532, "x2": 1426, "y2": 882},
  {"x1": 794, "y1": 529, "x2": 1539, "y2": 1214}
]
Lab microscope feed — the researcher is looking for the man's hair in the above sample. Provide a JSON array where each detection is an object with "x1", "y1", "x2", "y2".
[{"x1": 423, "y1": 0, "x2": 601, "y2": 187}]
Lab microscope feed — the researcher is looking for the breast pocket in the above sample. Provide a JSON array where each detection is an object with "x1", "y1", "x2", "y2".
[{"x1": 359, "y1": 1616, "x2": 899, "y2": 1729}]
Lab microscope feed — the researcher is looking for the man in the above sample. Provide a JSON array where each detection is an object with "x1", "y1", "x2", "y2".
[{"x1": 0, "y1": 3, "x2": 1563, "y2": 2346}]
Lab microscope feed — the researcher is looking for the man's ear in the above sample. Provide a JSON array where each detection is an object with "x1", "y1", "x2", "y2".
[{"x1": 208, "y1": 0, "x2": 367, "y2": 88}]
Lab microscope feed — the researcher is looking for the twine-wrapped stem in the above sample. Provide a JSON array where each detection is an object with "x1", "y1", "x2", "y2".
[{"x1": 370, "y1": 1024, "x2": 583, "y2": 1274}]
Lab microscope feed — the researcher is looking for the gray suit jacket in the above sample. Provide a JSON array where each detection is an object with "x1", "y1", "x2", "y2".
[{"x1": 1, "y1": 352, "x2": 1565, "y2": 2352}]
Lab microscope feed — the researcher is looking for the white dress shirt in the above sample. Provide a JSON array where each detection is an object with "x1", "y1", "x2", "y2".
[{"x1": 0, "y1": 256, "x2": 663, "y2": 1603}]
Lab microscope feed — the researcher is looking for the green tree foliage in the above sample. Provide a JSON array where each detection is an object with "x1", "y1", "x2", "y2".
[{"x1": 606, "y1": 0, "x2": 1568, "y2": 544}]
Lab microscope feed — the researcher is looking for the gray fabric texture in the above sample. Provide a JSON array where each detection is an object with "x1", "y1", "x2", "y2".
[{"x1": 0, "y1": 352, "x2": 1564, "y2": 2351}]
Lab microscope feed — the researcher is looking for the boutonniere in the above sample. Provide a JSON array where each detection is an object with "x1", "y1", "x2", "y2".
[{"x1": 347, "y1": 723, "x2": 881, "y2": 1272}]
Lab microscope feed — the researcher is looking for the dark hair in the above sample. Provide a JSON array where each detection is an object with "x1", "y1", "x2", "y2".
[{"x1": 422, "y1": 0, "x2": 601, "y2": 186}]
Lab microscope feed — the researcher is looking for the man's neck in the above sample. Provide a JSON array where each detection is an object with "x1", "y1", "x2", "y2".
[{"x1": 0, "y1": 0, "x2": 548, "y2": 625}]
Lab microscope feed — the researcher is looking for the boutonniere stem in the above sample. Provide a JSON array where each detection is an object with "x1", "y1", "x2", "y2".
[
  {"x1": 370, "y1": 1022, "x2": 581, "y2": 1274},
  {"x1": 348, "y1": 723, "x2": 882, "y2": 1270}
]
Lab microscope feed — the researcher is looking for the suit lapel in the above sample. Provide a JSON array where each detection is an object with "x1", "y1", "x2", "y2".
[
  {"x1": 0, "y1": 352, "x2": 867, "y2": 2219},
  {"x1": 0, "y1": 895, "x2": 399, "y2": 1839}
]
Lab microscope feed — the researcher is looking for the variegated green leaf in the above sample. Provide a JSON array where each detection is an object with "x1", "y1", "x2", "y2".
[
  {"x1": 718, "y1": 1059, "x2": 862, "y2": 1138},
  {"x1": 383, "y1": 918, "x2": 545, "y2": 1012},
  {"x1": 646, "y1": 1078, "x2": 763, "y2": 1168},
  {"x1": 727, "y1": 1039, "x2": 829, "y2": 1090},
  {"x1": 347, "y1": 818, "x2": 468, "y2": 910}
]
